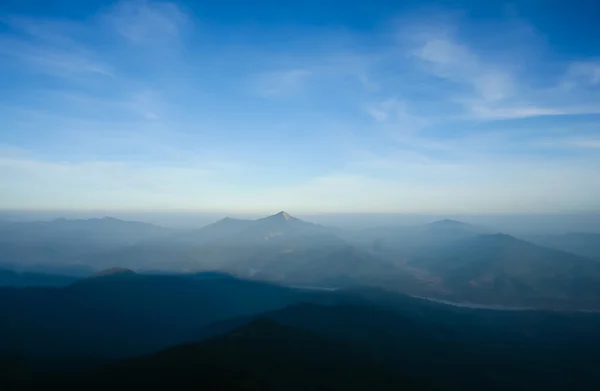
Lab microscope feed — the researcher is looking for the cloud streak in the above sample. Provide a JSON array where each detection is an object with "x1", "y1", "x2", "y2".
[
  {"x1": 0, "y1": 23, "x2": 113, "y2": 78},
  {"x1": 103, "y1": 0, "x2": 189, "y2": 44},
  {"x1": 252, "y1": 69, "x2": 312, "y2": 98}
]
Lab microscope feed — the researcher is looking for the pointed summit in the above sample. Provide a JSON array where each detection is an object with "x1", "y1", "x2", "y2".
[
  {"x1": 263, "y1": 211, "x2": 295, "y2": 221},
  {"x1": 276, "y1": 211, "x2": 291, "y2": 220}
]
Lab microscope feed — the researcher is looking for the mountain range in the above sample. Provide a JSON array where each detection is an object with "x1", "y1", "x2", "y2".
[{"x1": 2, "y1": 212, "x2": 600, "y2": 309}]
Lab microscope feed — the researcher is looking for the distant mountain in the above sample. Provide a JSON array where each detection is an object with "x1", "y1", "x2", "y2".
[
  {"x1": 0, "y1": 217, "x2": 171, "y2": 270},
  {"x1": 0, "y1": 217, "x2": 170, "y2": 247},
  {"x1": 338, "y1": 220, "x2": 600, "y2": 309},
  {"x1": 0, "y1": 274, "x2": 317, "y2": 358},
  {"x1": 225, "y1": 211, "x2": 335, "y2": 244},
  {"x1": 342, "y1": 219, "x2": 488, "y2": 255},
  {"x1": 171, "y1": 217, "x2": 255, "y2": 244},
  {"x1": 90, "y1": 268, "x2": 137, "y2": 278},
  {"x1": 411, "y1": 233, "x2": 600, "y2": 308},
  {"x1": 421, "y1": 218, "x2": 486, "y2": 235},
  {"x1": 527, "y1": 232, "x2": 600, "y2": 261},
  {"x1": 5, "y1": 214, "x2": 600, "y2": 310},
  {"x1": 80, "y1": 212, "x2": 404, "y2": 288}
]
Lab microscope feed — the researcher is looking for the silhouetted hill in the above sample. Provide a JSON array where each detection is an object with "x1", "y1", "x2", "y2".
[
  {"x1": 0, "y1": 274, "x2": 317, "y2": 358},
  {"x1": 0, "y1": 268, "x2": 78, "y2": 287}
]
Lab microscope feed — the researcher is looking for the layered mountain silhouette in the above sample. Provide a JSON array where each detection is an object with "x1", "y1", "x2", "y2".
[
  {"x1": 2, "y1": 213, "x2": 600, "y2": 309},
  {"x1": 82, "y1": 212, "x2": 402, "y2": 288}
]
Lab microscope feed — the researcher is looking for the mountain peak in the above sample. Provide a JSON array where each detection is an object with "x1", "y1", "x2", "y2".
[
  {"x1": 268, "y1": 211, "x2": 293, "y2": 221},
  {"x1": 277, "y1": 211, "x2": 291, "y2": 220},
  {"x1": 429, "y1": 219, "x2": 469, "y2": 226}
]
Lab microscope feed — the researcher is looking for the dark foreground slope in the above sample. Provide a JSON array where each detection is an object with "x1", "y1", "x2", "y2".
[
  {"x1": 7, "y1": 300, "x2": 600, "y2": 391},
  {"x1": 0, "y1": 271, "x2": 317, "y2": 357},
  {"x1": 7, "y1": 319, "x2": 426, "y2": 391},
  {"x1": 263, "y1": 301, "x2": 600, "y2": 391},
  {"x1": 2, "y1": 286, "x2": 600, "y2": 391}
]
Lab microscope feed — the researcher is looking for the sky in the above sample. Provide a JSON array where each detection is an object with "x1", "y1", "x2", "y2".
[{"x1": 1, "y1": 0, "x2": 599, "y2": 213}]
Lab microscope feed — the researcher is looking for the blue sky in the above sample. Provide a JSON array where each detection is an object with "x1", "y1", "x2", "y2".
[{"x1": 1, "y1": 0, "x2": 599, "y2": 213}]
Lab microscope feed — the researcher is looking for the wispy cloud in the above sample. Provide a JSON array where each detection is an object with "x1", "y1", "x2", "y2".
[
  {"x1": 252, "y1": 69, "x2": 312, "y2": 98},
  {"x1": 125, "y1": 89, "x2": 166, "y2": 120},
  {"x1": 537, "y1": 137, "x2": 600, "y2": 150},
  {"x1": 0, "y1": 18, "x2": 113, "y2": 78},
  {"x1": 399, "y1": 16, "x2": 600, "y2": 122},
  {"x1": 564, "y1": 61, "x2": 600, "y2": 87},
  {"x1": 0, "y1": 0, "x2": 190, "y2": 80},
  {"x1": 412, "y1": 35, "x2": 515, "y2": 102},
  {"x1": 566, "y1": 138, "x2": 600, "y2": 149},
  {"x1": 365, "y1": 99, "x2": 431, "y2": 141},
  {"x1": 103, "y1": 0, "x2": 189, "y2": 44},
  {"x1": 465, "y1": 104, "x2": 569, "y2": 120}
]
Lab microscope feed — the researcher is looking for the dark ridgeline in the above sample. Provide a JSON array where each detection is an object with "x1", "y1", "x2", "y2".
[{"x1": 0, "y1": 271, "x2": 314, "y2": 358}]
